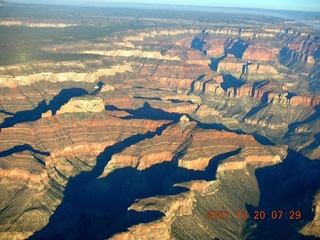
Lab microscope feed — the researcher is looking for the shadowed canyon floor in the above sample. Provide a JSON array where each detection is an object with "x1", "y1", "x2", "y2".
[
  {"x1": 0, "y1": 3, "x2": 320, "y2": 240},
  {"x1": 30, "y1": 126, "x2": 242, "y2": 239},
  {"x1": 0, "y1": 88, "x2": 88, "y2": 128}
]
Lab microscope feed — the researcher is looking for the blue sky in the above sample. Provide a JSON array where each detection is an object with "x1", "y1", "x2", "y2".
[{"x1": 8, "y1": 0, "x2": 320, "y2": 12}]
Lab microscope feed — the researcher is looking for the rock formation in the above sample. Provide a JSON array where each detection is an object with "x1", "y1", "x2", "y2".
[
  {"x1": 300, "y1": 191, "x2": 320, "y2": 238},
  {"x1": 242, "y1": 45, "x2": 275, "y2": 61},
  {"x1": 56, "y1": 96, "x2": 105, "y2": 114}
]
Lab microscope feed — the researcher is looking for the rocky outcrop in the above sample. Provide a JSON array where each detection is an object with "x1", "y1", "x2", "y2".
[
  {"x1": 252, "y1": 80, "x2": 285, "y2": 102},
  {"x1": 56, "y1": 96, "x2": 105, "y2": 114},
  {"x1": 0, "y1": 64, "x2": 133, "y2": 87},
  {"x1": 123, "y1": 29, "x2": 198, "y2": 42},
  {"x1": 217, "y1": 146, "x2": 287, "y2": 172},
  {"x1": 217, "y1": 54, "x2": 245, "y2": 78},
  {"x1": 290, "y1": 95, "x2": 320, "y2": 107},
  {"x1": 132, "y1": 61, "x2": 221, "y2": 93},
  {"x1": 277, "y1": 31, "x2": 319, "y2": 63},
  {"x1": 0, "y1": 112, "x2": 169, "y2": 239},
  {"x1": 157, "y1": 77, "x2": 194, "y2": 91},
  {"x1": 0, "y1": 114, "x2": 168, "y2": 156},
  {"x1": 203, "y1": 81, "x2": 224, "y2": 94},
  {"x1": 251, "y1": 80, "x2": 320, "y2": 107},
  {"x1": 242, "y1": 45, "x2": 275, "y2": 61},
  {"x1": 41, "y1": 110, "x2": 53, "y2": 118},
  {"x1": 0, "y1": 150, "x2": 48, "y2": 185},
  {"x1": 185, "y1": 50, "x2": 211, "y2": 65},
  {"x1": 195, "y1": 104, "x2": 220, "y2": 117},
  {"x1": 235, "y1": 83, "x2": 252, "y2": 98},
  {"x1": 216, "y1": 54, "x2": 280, "y2": 81},
  {"x1": 201, "y1": 37, "x2": 229, "y2": 58},
  {"x1": 101, "y1": 121, "x2": 266, "y2": 177},
  {"x1": 245, "y1": 63, "x2": 280, "y2": 80},
  {"x1": 161, "y1": 95, "x2": 201, "y2": 104},
  {"x1": 300, "y1": 191, "x2": 320, "y2": 238},
  {"x1": 111, "y1": 220, "x2": 171, "y2": 240},
  {"x1": 112, "y1": 144, "x2": 287, "y2": 240},
  {"x1": 0, "y1": 150, "x2": 52, "y2": 240},
  {"x1": 100, "y1": 84, "x2": 115, "y2": 92},
  {"x1": 139, "y1": 61, "x2": 215, "y2": 80}
]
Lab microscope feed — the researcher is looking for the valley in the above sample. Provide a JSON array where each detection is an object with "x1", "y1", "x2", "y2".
[{"x1": 0, "y1": 3, "x2": 319, "y2": 239}]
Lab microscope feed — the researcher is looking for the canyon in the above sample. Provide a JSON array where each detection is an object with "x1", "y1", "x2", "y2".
[{"x1": 0, "y1": 3, "x2": 320, "y2": 240}]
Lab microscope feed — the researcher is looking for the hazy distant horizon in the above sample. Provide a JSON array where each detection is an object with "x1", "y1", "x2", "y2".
[{"x1": 4, "y1": 0, "x2": 320, "y2": 12}]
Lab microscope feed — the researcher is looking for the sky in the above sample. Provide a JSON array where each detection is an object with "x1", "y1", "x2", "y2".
[{"x1": 7, "y1": 0, "x2": 320, "y2": 12}]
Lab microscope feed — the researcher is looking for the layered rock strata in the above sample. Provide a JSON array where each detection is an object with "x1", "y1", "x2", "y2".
[
  {"x1": 0, "y1": 100, "x2": 169, "y2": 239},
  {"x1": 0, "y1": 7, "x2": 320, "y2": 239}
]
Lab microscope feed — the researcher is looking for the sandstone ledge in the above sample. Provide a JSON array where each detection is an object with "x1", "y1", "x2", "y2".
[
  {"x1": 0, "y1": 64, "x2": 132, "y2": 88},
  {"x1": 217, "y1": 146, "x2": 287, "y2": 173},
  {"x1": 56, "y1": 96, "x2": 105, "y2": 114}
]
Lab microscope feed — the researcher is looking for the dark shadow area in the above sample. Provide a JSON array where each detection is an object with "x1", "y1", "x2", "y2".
[
  {"x1": 278, "y1": 47, "x2": 310, "y2": 71},
  {"x1": 169, "y1": 99, "x2": 194, "y2": 104},
  {"x1": 106, "y1": 102, "x2": 182, "y2": 122},
  {"x1": 313, "y1": 46, "x2": 320, "y2": 59},
  {"x1": 279, "y1": 47, "x2": 290, "y2": 59},
  {"x1": 105, "y1": 105, "x2": 120, "y2": 111},
  {"x1": 226, "y1": 39, "x2": 248, "y2": 59},
  {"x1": 242, "y1": 102, "x2": 268, "y2": 121},
  {"x1": 0, "y1": 100, "x2": 46, "y2": 129},
  {"x1": 202, "y1": 79, "x2": 213, "y2": 93},
  {"x1": 106, "y1": 103, "x2": 275, "y2": 147},
  {"x1": 242, "y1": 62, "x2": 249, "y2": 73},
  {"x1": 252, "y1": 80, "x2": 270, "y2": 99},
  {"x1": 0, "y1": 144, "x2": 50, "y2": 158},
  {"x1": 30, "y1": 103, "x2": 242, "y2": 239},
  {"x1": 48, "y1": 88, "x2": 88, "y2": 115},
  {"x1": 133, "y1": 86, "x2": 166, "y2": 92},
  {"x1": 0, "y1": 109, "x2": 14, "y2": 116},
  {"x1": 246, "y1": 149, "x2": 320, "y2": 240},
  {"x1": 260, "y1": 91, "x2": 271, "y2": 104},
  {"x1": 287, "y1": 105, "x2": 320, "y2": 135},
  {"x1": 209, "y1": 55, "x2": 226, "y2": 71},
  {"x1": 170, "y1": 99, "x2": 184, "y2": 103},
  {"x1": 287, "y1": 92, "x2": 297, "y2": 99},
  {"x1": 220, "y1": 74, "x2": 245, "y2": 91},
  {"x1": 89, "y1": 81, "x2": 104, "y2": 95},
  {"x1": 133, "y1": 96, "x2": 162, "y2": 101},
  {"x1": 191, "y1": 36, "x2": 205, "y2": 51},
  {"x1": 190, "y1": 74, "x2": 205, "y2": 93},
  {"x1": 194, "y1": 118, "x2": 275, "y2": 146},
  {"x1": 241, "y1": 64, "x2": 247, "y2": 77},
  {"x1": 191, "y1": 118, "x2": 245, "y2": 133},
  {"x1": 252, "y1": 133, "x2": 275, "y2": 146},
  {"x1": 0, "y1": 88, "x2": 88, "y2": 129},
  {"x1": 204, "y1": 148, "x2": 241, "y2": 177},
  {"x1": 242, "y1": 86, "x2": 271, "y2": 121},
  {"x1": 240, "y1": 62, "x2": 252, "y2": 80}
]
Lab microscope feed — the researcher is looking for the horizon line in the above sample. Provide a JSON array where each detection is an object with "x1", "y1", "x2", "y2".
[{"x1": 4, "y1": 1, "x2": 320, "y2": 13}]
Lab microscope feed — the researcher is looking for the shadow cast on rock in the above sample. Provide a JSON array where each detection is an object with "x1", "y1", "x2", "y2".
[
  {"x1": 0, "y1": 88, "x2": 87, "y2": 129},
  {"x1": 245, "y1": 149, "x2": 320, "y2": 240},
  {"x1": 29, "y1": 131, "x2": 240, "y2": 239},
  {"x1": 0, "y1": 144, "x2": 49, "y2": 158}
]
